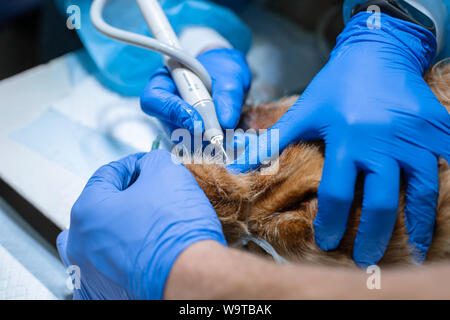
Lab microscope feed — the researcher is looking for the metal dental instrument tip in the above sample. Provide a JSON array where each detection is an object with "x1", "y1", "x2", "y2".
[{"x1": 211, "y1": 135, "x2": 229, "y2": 163}]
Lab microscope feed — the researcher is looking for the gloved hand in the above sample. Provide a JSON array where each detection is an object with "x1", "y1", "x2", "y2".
[
  {"x1": 140, "y1": 48, "x2": 251, "y2": 132},
  {"x1": 230, "y1": 12, "x2": 450, "y2": 267},
  {"x1": 57, "y1": 150, "x2": 226, "y2": 299}
]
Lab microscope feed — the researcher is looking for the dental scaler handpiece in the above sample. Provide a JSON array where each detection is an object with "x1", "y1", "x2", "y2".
[{"x1": 135, "y1": 0, "x2": 225, "y2": 149}]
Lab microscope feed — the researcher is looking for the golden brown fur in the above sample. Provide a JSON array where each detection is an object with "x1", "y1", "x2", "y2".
[{"x1": 186, "y1": 60, "x2": 450, "y2": 267}]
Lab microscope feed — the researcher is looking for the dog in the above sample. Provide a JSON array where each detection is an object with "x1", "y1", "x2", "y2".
[{"x1": 185, "y1": 59, "x2": 450, "y2": 267}]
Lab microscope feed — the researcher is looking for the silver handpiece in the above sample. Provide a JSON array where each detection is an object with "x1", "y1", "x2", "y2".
[{"x1": 135, "y1": 0, "x2": 225, "y2": 148}]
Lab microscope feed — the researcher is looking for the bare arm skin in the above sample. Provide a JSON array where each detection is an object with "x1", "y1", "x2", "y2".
[{"x1": 165, "y1": 241, "x2": 450, "y2": 300}]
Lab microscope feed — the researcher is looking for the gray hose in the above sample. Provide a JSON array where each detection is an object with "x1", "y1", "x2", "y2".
[{"x1": 90, "y1": 0, "x2": 213, "y2": 91}]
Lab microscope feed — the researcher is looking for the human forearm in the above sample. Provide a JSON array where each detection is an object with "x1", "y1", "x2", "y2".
[
  {"x1": 165, "y1": 241, "x2": 326, "y2": 300},
  {"x1": 165, "y1": 241, "x2": 450, "y2": 300}
]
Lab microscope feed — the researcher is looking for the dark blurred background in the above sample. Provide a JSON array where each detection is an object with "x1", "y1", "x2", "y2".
[
  {"x1": 0, "y1": 0, "x2": 343, "y2": 81},
  {"x1": 0, "y1": 0, "x2": 82, "y2": 81}
]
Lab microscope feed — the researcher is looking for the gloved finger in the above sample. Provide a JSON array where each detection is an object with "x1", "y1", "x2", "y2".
[
  {"x1": 313, "y1": 143, "x2": 357, "y2": 251},
  {"x1": 403, "y1": 151, "x2": 439, "y2": 263},
  {"x1": 56, "y1": 230, "x2": 70, "y2": 267},
  {"x1": 84, "y1": 153, "x2": 146, "y2": 193},
  {"x1": 212, "y1": 85, "x2": 245, "y2": 130},
  {"x1": 212, "y1": 77, "x2": 249, "y2": 130},
  {"x1": 227, "y1": 128, "x2": 278, "y2": 173},
  {"x1": 420, "y1": 100, "x2": 450, "y2": 163},
  {"x1": 228, "y1": 97, "x2": 321, "y2": 173},
  {"x1": 198, "y1": 48, "x2": 251, "y2": 129},
  {"x1": 353, "y1": 157, "x2": 400, "y2": 267},
  {"x1": 440, "y1": 132, "x2": 450, "y2": 165},
  {"x1": 134, "y1": 150, "x2": 215, "y2": 209},
  {"x1": 140, "y1": 68, "x2": 204, "y2": 133},
  {"x1": 270, "y1": 95, "x2": 322, "y2": 147},
  {"x1": 136, "y1": 149, "x2": 185, "y2": 179},
  {"x1": 222, "y1": 131, "x2": 256, "y2": 164},
  {"x1": 439, "y1": 127, "x2": 449, "y2": 165},
  {"x1": 230, "y1": 131, "x2": 249, "y2": 150},
  {"x1": 135, "y1": 150, "x2": 203, "y2": 190}
]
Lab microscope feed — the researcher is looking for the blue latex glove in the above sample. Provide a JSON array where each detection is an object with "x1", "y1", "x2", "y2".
[
  {"x1": 57, "y1": 150, "x2": 226, "y2": 299},
  {"x1": 140, "y1": 48, "x2": 251, "y2": 132},
  {"x1": 230, "y1": 12, "x2": 450, "y2": 267}
]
